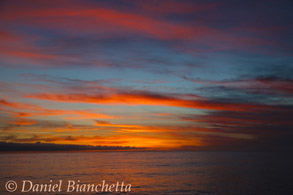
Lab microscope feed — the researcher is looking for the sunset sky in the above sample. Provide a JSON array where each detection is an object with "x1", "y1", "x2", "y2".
[{"x1": 0, "y1": 0, "x2": 292, "y2": 150}]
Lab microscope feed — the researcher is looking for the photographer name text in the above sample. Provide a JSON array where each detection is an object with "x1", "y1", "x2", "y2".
[{"x1": 5, "y1": 180, "x2": 131, "y2": 193}]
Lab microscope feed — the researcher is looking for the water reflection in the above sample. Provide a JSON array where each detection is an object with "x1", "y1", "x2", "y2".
[{"x1": 0, "y1": 151, "x2": 292, "y2": 194}]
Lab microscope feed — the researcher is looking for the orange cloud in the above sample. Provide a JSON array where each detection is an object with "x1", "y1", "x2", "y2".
[
  {"x1": 11, "y1": 118, "x2": 37, "y2": 125},
  {"x1": 1, "y1": 99, "x2": 116, "y2": 120},
  {"x1": 27, "y1": 92, "x2": 273, "y2": 111},
  {"x1": 0, "y1": 99, "x2": 43, "y2": 111},
  {"x1": 95, "y1": 120, "x2": 177, "y2": 133}
]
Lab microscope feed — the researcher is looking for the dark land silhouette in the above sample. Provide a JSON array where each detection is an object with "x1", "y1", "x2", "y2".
[{"x1": 0, "y1": 142, "x2": 142, "y2": 151}]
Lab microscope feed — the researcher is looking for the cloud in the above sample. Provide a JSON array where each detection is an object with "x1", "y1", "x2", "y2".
[
  {"x1": 26, "y1": 90, "x2": 274, "y2": 111},
  {"x1": 11, "y1": 118, "x2": 37, "y2": 126},
  {"x1": 135, "y1": 1, "x2": 219, "y2": 15},
  {"x1": 0, "y1": 30, "x2": 62, "y2": 66},
  {"x1": 183, "y1": 75, "x2": 293, "y2": 95},
  {"x1": 95, "y1": 120, "x2": 178, "y2": 133},
  {"x1": 13, "y1": 74, "x2": 278, "y2": 112},
  {"x1": 182, "y1": 108, "x2": 293, "y2": 129},
  {"x1": 177, "y1": 104, "x2": 293, "y2": 151},
  {"x1": 0, "y1": 98, "x2": 116, "y2": 121},
  {"x1": 0, "y1": 3, "x2": 201, "y2": 40},
  {"x1": 0, "y1": 0, "x2": 280, "y2": 59},
  {"x1": 0, "y1": 99, "x2": 43, "y2": 111}
]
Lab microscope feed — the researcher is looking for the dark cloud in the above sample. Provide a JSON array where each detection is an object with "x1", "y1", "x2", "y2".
[{"x1": 179, "y1": 105, "x2": 293, "y2": 151}]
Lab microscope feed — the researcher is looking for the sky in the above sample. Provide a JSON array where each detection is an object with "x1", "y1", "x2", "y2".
[{"x1": 0, "y1": 0, "x2": 292, "y2": 150}]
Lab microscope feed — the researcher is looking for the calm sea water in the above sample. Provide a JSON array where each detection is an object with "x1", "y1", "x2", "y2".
[{"x1": 0, "y1": 151, "x2": 292, "y2": 195}]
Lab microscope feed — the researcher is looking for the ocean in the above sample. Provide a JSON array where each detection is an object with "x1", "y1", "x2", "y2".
[{"x1": 0, "y1": 151, "x2": 292, "y2": 195}]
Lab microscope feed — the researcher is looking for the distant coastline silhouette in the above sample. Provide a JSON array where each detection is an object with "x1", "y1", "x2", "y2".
[{"x1": 0, "y1": 142, "x2": 142, "y2": 152}]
